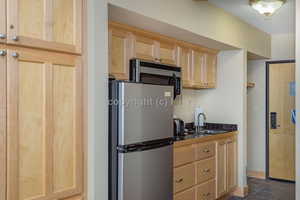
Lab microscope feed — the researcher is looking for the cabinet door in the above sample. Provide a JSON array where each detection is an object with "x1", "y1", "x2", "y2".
[
  {"x1": 109, "y1": 28, "x2": 133, "y2": 80},
  {"x1": 133, "y1": 34, "x2": 156, "y2": 62},
  {"x1": 6, "y1": 48, "x2": 83, "y2": 200},
  {"x1": 227, "y1": 137, "x2": 237, "y2": 192},
  {"x1": 0, "y1": 0, "x2": 6, "y2": 43},
  {"x1": 191, "y1": 50, "x2": 206, "y2": 88},
  {"x1": 157, "y1": 40, "x2": 177, "y2": 65},
  {"x1": 7, "y1": 0, "x2": 82, "y2": 53},
  {"x1": 179, "y1": 46, "x2": 193, "y2": 88},
  {"x1": 204, "y1": 53, "x2": 217, "y2": 88},
  {"x1": 0, "y1": 45, "x2": 6, "y2": 200},
  {"x1": 216, "y1": 140, "x2": 227, "y2": 198}
]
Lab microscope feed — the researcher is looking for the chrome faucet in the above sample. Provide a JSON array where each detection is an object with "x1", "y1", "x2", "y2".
[{"x1": 196, "y1": 113, "x2": 206, "y2": 134}]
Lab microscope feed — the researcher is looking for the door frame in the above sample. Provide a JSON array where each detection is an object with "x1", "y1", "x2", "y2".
[{"x1": 266, "y1": 59, "x2": 296, "y2": 182}]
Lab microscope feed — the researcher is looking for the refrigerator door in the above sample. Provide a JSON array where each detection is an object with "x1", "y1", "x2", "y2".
[
  {"x1": 118, "y1": 145, "x2": 173, "y2": 200},
  {"x1": 118, "y1": 82, "x2": 173, "y2": 145}
]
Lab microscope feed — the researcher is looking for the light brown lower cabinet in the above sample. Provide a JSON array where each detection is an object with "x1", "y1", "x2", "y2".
[
  {"x1": 174, "y1": 134, "x2": 237, "y2": 200},
  {"x1": 216, "y1": 138, "x2": 238, "y2": 199},
  {"x1": 174, "y1": 188, "x2": 196, "y2": 200},
  {"x1": 196, "y1": 180, "x2": 216, "y2": 200},
  {"x1": 0, "y1": 45, "x2": 84, "y2": 200}
]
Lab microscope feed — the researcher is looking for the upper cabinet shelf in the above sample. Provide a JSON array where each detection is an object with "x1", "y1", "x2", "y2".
[
  {"x1": 0, "y1": 0, "x2": 83, "y2": 54},
  {"x1": 108, "y1": 21, "x2": 219, "y2": 89}
]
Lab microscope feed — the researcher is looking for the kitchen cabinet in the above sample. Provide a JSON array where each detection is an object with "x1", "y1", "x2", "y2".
[
  {"x1": 174, "y1": 132, "x2": 237, "y2": 200},
  {"x1": 196, "y1": 180, "x2": 215, "y2": 200},
  {"x1": 205, "y1": 53, "x2": 217, "y2": 87},
  {"x1": 178, "y1": 46, "x2": 193, "y2": 88},
  {"x1": 175, "y1": 188, "x2": 196, "y2": 200},
  {"x1": 0, "y1": 0, "x2": 6, "y2": 44},
  {"x1": 191, "y1": 49, "x2": 206, "y2": 88},
  {"x1": 227, "y1": 138, "x2": 237, "y2": 192},
  {"x1": 216, "y1": 140, "x2": 227, "y2": 198},
  {"x1": 133, "y1": 34, "x2": 177, "y2": 65},
  {"x1": 157, "y1": 40, "x2": 177, "y2": 65},
  {"x1": 3, "y1": 46, "x2": 84, "y2": 200},
  {"x1": 174, "y1": 163, "x2": 196, "y2": 193},
  {"x1": 0, "y1": 45, "x2": 7, "y2": 200},
  {"x1": 109, "y1": 21, "x2": 219, "y2": 83},
  {"x1": 133, "y1": 34, "x2": 157, "y2": 62},
  {"x1": 216, "y1": 137, "x2": 237, "y2": 199},
  {"x1": 178, "y1": 45, "x2": 218, "y2": 89},
  {"x1": 109, "y1": 27, "x2": 133, "y2": 80},
  {"x1": 4, "y1": 0, "x2": 82, "y2": 53}
]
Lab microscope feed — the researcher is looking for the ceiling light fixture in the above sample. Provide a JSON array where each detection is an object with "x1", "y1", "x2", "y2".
[{"x1": 249, "y1": 0, "x2": 287, "y2": 16}]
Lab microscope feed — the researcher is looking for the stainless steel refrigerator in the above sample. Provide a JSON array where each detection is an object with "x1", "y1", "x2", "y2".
[{"x1": 109, "y1": 81, "x2": 174, "y2": 200}]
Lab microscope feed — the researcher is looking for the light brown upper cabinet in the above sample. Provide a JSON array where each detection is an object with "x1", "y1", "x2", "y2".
[
  {"x1": 132, "y1": 33, "x2": 177, "y2": 65},
  {"x1": 133, "y1": 34, "x2": 156, "y2": 62},
  {"x1": 205, "y1": 53, "x2": 217, "y2": 88},
  {"x1": 0, "y1": 0, "x2": 6, "y2": 44},
  {"x1": 191, "y1": 48, "x2": 206, "y2": 88},
  {"x1": 5, "y1": 0, "x2": 82, "y2": 54},
  {"x1": 178, "y1": 45, "x2": 218, "y2": 89},
  {"x1": 157, "y1": 40, "x2": 177, "y2": 65},
  {"x1": 178, "y1": 46, "x2": 193, "y2": 88},
  {"x1": 108, "y1": 21, "x2": 218, "y2": 87},
  {"x1": 5, "y1": 46, "x2": 84, "y2": 200},
  {"x1": 109, "y1": 27, "x2": 134, "y2": 80}
]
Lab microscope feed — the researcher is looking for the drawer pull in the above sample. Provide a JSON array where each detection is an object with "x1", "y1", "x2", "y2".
[
  {"x1": 203, "y1": 192, "x2": 211, "y2": 197},
  {"x1": 175, "y1": 178, "x2": 183, "y2": 183},
  {"x1": 202, "y1": 169, "x2": 211, "y2": 173},
  {"x1": 203, "y1": 149, "x2": 210, "y2": 153}
]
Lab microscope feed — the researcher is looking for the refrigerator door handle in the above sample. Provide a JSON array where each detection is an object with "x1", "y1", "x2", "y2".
[{"x1": 118, "y1": 139, "x2": 174, "y2": 153}]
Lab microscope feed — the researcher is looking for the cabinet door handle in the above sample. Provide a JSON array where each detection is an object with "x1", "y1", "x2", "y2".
[
  {"x1": 203, "y1": 192, "x2": 211, "y2": 197},
  {"x1": 12, "y1": 52, "x2": 19, "y2": 58},
  {"x1": 0, "y1": 50, "x2": 7, "y2": 56},
  {"x1": 203, "y1": 149, "x2": 210, "y2": 153},
  {"x1": 12, "y1": 36, "x2": 19, "y2": 42},
  {"x1": 0, "y1": 34, "x2": 6, "y2": 39},
  {"x1": 175, "y1": 178, "x2": 183, "y2": 183},
  {"x1": 203, "y1": 169, "x2": 211, "y2": 173}
]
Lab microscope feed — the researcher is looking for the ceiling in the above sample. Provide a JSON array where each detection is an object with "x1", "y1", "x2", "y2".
[{"x1": 208, "y1": 0, "x2": 295, "y2": 35}]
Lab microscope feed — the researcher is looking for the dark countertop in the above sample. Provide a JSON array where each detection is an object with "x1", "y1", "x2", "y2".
[{"x1": 174, "y1": 122, "x2": 238, "y2": 144}]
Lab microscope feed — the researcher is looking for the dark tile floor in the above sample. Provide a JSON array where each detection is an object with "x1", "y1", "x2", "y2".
[{"x1": 230, "y1": 178, "x2": 295, "y2": 200}]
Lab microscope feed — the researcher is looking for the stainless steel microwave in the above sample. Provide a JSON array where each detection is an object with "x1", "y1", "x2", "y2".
[{"x1": 129, "y1": 59, "x2": 181, "y2": 99}]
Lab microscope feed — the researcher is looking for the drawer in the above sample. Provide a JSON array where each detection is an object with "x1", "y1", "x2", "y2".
[
  {"x1": 196, "y1": 142, "x2": 215, "y2": 160},
  {"x1": 196, "y1": 180, "x2": 216, "y2": 200},
  {"x1": 174, "y1": 145, "x2": 195, "y2": 167},
  {"x1": 174, "y1": 188, "x2": 196, "y2": 200},
  {"x1": 196, "y1": 158, "x2": 215, "y2": 184},
  {"x1": 174, "y1": 163, "x2": 196, "y2": 193}
]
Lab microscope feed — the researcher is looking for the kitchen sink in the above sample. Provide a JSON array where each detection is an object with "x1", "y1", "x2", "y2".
[{"x1": 197, "y1": 129, "x2": 228, "y2": 135}]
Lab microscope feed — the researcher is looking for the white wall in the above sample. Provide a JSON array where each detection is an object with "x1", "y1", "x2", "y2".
[
  {"x1": 247, "y1": 33, "x2": 295, "y2": 173},
  {"x1": 108, "y1": 0, "x2": 271, "y2": 58},
  {"x1": 175, "y1": 50, "x2": 248, "y2": 188},
  {"x1": 87, "y1": 0, "x2": 108, "y2": 199}
]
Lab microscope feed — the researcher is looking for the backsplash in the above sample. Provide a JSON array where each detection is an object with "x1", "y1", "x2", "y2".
[{"x1": 173, "y1": 89, "x2": 202, "y2": 123}]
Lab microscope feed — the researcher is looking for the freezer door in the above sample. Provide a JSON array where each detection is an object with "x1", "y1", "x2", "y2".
[
  {"x1": 118, "y1": 145, "x2": 173, "y2": 200},
  {"x1": 119, "y1": 82, "x2": 173, "y2": 145}
]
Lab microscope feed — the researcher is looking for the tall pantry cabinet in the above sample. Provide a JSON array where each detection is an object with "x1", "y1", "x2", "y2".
[{"x1": 0, "y1": 0, "x2": 85, "y2": 200}]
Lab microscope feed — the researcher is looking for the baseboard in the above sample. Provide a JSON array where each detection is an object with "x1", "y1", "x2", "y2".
[
  {"x1": 247, "y1": 170, "x2": 266, "y2": 179},
  {"x1": 232, "y1": 185, "x2": 249, "y2": 198}
]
